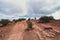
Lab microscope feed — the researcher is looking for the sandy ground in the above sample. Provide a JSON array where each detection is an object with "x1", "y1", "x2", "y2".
[{"x1": 0, "y1": 20, "x2": 60, "y2": 40}]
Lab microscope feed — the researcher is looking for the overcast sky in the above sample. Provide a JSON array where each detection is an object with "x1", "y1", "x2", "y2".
[{"x1": 0, "y1": 0, "x2": 60, "y2": 20}]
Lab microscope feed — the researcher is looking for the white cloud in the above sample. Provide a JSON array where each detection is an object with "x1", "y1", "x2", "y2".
[
  {"x1": 27, "y1": 0, "x2": 60, "y2": 18},
  {"x1": 41, "y1": 0, "x2": 60, "y2": 10},
  {"x1": 0, "y1": 0, "x2": 60, "y2": 19},
  {"x1": 3, "y1": 0, "x2": 27, "y2": 9},
  {"x1": 0, "y1": 13, "x2": 12, "y2": 19},
  {"x1": 48, "y1": 10, "x2": 60, "y2": 19},
  {"x1": 0, "y1": 0, "x2": 28, "y2": 17}
]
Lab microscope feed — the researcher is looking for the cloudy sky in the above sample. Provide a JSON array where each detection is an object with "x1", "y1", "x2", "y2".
[{"x1": 0, "y1": 0, "x2": 60, "y2": 20}]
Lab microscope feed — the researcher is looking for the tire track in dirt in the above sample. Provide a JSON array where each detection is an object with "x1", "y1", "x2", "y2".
[
  {"x1": 32, "y1": 22, "x2": 46, "y2": 40},
  {"x1": 23, "y1": 30, "x2": 40, "y2": 40},
  {"x1": 23, "y1": 21, "x2": 40, "y2": 40}
]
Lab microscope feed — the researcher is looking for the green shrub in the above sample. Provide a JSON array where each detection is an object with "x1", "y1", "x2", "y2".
[
  {"x1": 26, "y1": 20, "x2": 33, "y2": 31},
  {"x1": 0, "y1": 19, "x2": 10, "y2": 26},
  {"x1": 13, "y1": 18, "x2": 26, "y2": 23},
  {"x1": 17, "y1": 18, "x2": 26, "y2": 21},
  {"x1": 48, "y1": 16, "x2": 55, "y2": 20},
  {"x1": 39, "y1": 16, "x2": 55, "y2": 23},
  {"x1": 13, "y1": 19, "x2": 18, "y2": 23}
]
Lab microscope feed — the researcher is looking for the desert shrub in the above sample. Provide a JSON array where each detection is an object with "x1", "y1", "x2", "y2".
[
  {"x1": 48, "y1": 16, "x2": 55, "y2": 20},
  {"x1": 0, "y1": 19, "x2": 10, "y2": 26},
  {"x1": 13, "y1": 19, "x2": 17, "y2": 23},
  {"x1": 17, "y1": 18, "x2": 26, "y2": 21},
  {"x1": 39, "y1": 16, "x2": 50, "y2": 23},
  {"x1": 26, "y1": 20, "x2": 33, "y2": 31},
  {"x1": 39, "y1": 16, "x2": 55, "y2": 23},
  {"x1": 13, "y1": 18, "x2": 26, "y2": 23}
]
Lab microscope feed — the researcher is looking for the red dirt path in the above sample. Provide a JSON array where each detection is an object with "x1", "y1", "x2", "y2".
[{"x1": 0, "y1": 20, "x2": 60, "y2": 40}]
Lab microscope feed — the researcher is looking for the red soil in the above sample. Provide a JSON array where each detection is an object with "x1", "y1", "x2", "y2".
[{"x1": 0, "y1": 20, "x2": 60, "y2": 40}]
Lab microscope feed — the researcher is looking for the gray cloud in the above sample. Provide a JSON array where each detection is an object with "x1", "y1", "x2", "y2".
[
  {"x1": 0, "y1": 2, "x2": 22, "y2": 16},
  {"x1": 25, "y1": 0, "x2": 60, "y2": 17},
  {"x1": 0, "y1": 0, "x2": 60, "y2": 19}
]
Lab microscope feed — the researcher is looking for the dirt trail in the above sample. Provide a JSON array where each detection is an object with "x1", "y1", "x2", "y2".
[
  {"x1": 23, "y1": 30, "x2": 40, "y2": 40},
  {"x1": 6, "y1": 21, "x2": 28, "y2": 40},
  {"x1": 6, "y1": 21, "x2": 41, "y2": 40},
  {"x1": 32, "y1": 21, "x2": 60, "y2": 40},
  {"x1": 4, "y1": 21, "x2": 40, "y2": 40},
  {"x1": 0, "y1": 22, "x2": 16, "y2": 40},
  {"x1": 0, "y1": 20, "x2": 60, "y2": 40}
]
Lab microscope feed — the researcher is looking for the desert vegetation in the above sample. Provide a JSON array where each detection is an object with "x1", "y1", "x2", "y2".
[
  {"x1": 0, "y1": 19, "x2": 10, "y2": 27},
  {"x1": 39, "y1": 16, "x2": 55, "y2": 23},
  {"x1": 26, "y1": 18, "x2": 33, "y2": 31},
  {"x1": 0, "y1": 18, "x2": 26, "y2": 27},
  {"x1": 0, "y1": 16, "x2": 56, "y2": 27},
  {"x1": 13, "y1": 18, "x2": 26, "y2": 23}
]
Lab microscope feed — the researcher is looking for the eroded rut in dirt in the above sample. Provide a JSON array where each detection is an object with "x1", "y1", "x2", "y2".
[{"x1": 32, "y1": 21, "x2": 60, "y2": 40}]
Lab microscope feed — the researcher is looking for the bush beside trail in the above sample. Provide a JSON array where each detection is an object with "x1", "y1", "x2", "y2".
[
  {"x1": 39, "y1": 16, "x2": 55, "y2": 23},
  {"x1": 13, "y1": 18, "x2": 26, "y2": 23},
  {"x1": 0, "y1": 19, "x2": 10, "y2": 27},
  {"x1": 26, "y1": 19, "x2": 33, "y2": 31}
]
